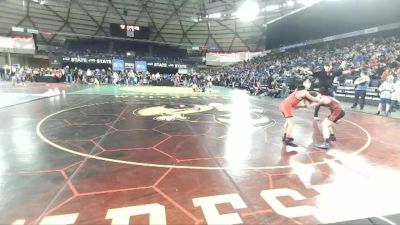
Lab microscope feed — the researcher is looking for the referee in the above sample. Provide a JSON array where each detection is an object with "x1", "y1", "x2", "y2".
[{"x1": 313, "y1": 63, "x2": 335, "y2": 120}]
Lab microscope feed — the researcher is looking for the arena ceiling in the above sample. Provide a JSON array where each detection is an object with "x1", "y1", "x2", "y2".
[{"x1": 0, "y1": 0, "x2": 311, "y2": 52}]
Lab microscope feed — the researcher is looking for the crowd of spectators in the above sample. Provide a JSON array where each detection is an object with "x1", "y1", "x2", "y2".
[
  {"x1": 208, "y1": 33, "x2": 400, "y2": 99},
  {"x1": 61, "y1": 66, "x2": 162, "y2": 85},
  {"x1": 0, "y1": 67, "x2": 58, "y2": 84},
  {"x1": 64, "y1": 39, "x2": 187, "y2": 63},
  {"x1": 3, "y1": 31, "x2": 400, "y2": 114},
  {"x1": 59, "y1": 67, "x2": 211, "y2": 88}
]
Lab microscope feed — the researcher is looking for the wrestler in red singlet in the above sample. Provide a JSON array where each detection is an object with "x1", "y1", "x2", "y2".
[
  {"x1": 279, "y1": 91, "x2": 303, "y2": 118},
  {"x1": 322, "y1": 96, "x2": 345, "y2": 123},
  {"x1": 279, "y1": 86, "x2": 320, "y2": 148},
  {"x1": 314, "y1": 96, "x2": 345, "y2": 149}
]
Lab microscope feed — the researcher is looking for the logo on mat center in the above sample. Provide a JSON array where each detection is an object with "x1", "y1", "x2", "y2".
[
  {"x1": 136, "y1": 103, "x2": 213, "y2": 121},
  {"x1": 136, "y1": 103, "x2": 274, "y2": 128}
]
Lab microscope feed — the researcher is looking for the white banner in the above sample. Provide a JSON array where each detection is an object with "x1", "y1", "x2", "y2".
[
  {"x1": 206, "y1": 52, "x2": 245, "y2": 66},
  {"x1": 0, "y1": 36, "x2": 35, "y2": 54},
  {"x1": 0, "y1": 37, "x2": 13, "y2": 49},
  {"x1": 206, "y1": 51, "x2": 265, "y2": 66}
]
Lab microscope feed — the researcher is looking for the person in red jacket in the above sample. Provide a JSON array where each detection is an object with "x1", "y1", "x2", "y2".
[
  {"x1": 279, "y1": 85, "x2": 320, "y2": 147},
  {"x1": 54, "y1": 68, "x2": 62, "y2": 82}
]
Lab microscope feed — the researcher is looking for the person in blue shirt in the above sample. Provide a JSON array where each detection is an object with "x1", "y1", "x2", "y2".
[{"x1": 351, "y1": 72, "x2": 370, "y2": 110}]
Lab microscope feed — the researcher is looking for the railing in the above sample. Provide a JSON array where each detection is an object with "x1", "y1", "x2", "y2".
[{"x1": 335, "y1": 84, "x2": 380, "y2": 100}]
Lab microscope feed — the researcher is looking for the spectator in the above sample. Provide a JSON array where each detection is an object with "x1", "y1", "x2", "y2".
[
  {"x1": 64, "y1": 66, "x2": 72, "y2": 83},
  {"x1": 377, "y1": 75, "x2": 394, "y2": 116},
  {"x1": 391, "y1": 77, "x2": 400, "y2": 111},
  {"x1": 73, "y1": 67, "x2": 80, "y2": 83},
  {"x1": 351, "y1": 72, "x2": 370, "y2": 110}
]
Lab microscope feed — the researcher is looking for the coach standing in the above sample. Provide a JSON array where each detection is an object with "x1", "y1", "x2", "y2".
[
  {"x1": 313, "y1": 63, "x2": 335, "y2": 119},
  {"x1": 351, "y1": 71, "x2": 370, "y2": 110}
]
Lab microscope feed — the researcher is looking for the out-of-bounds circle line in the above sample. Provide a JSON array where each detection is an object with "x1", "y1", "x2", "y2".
[{"x1": 36, "y1": 102, "x2": 372, "y2": 170}]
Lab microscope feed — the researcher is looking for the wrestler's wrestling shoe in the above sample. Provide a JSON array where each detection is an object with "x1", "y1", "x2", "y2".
[
  {"x1": 283, "y1": 138, "x2": 298, "y2": 147},
  {"x1": 329, "y1": 134, "x2": 336, "y2": 142},
  {"x1": 314, "y1": 142, "x2": 330, "y2": 150}
]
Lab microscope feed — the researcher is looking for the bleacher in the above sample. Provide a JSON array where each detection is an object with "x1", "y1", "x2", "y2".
[
  {"x1": 334, "y1": 78, "x2": 381, "y2": 105},
  {"x1": 336, "y1": 85, "x2": 378, "y2": 98},
  {"x1": 66, "y1": 39, "x2": 110, "y2": 55}
]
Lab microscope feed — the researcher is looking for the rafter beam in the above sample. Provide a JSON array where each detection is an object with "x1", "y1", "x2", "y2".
[
  {"x1": 206, "y1": 20, "x2": 223, "y2": 52},
  {"x1": 27, "y1": 17, "x2": 49, "y2": 45},
  {"x1": 228, "y1": 19, "x2": 237, "y2": 52},
  {"x1": 112, "y1": 0, "x2": 192, "y2": 13},
  {"x1": 169, "y1": 0, "x2": 192, "y2": 46},
  {"x1": 107, "y1": 0, "x2": 127, "y2": 24},
  {"x1": 215, "y1": 20, "x2": 251, "y2": 51},
  {"x1": 210, "y1": 35, "x2": 223, "y2": 52},
  {"x1": 204, "y1": 35, "x2": 210, "y2": 48},
  {"x1": 178, "y1": 22, "x2": 199, "y2": 44},
  {"x1": 43, "y1": 4, "x2": 81, "y2": 44},
  {"x1": 73, "y1": 0, "x2": 108, "y2": 36},
  {"x1": 94, "y1": 6, "x2": 109, "y2": 36},
  {"x1": 256, "y1": 34, "x2": 264, "y2": 51},
  {"x1": 133, "y1": 5, "x2": 145, "y2": 25},
  {"x1": 152, "y1": 0, "x2": 189, "y2": 41},
  {"x1": 6, "y1": 15, "x2": 28, "y2": 36},
  {"x1": 6, "y1": 1, "x2": 28, "y2": 36},
  {"x1": 135, "y1": 0, "x2": 165, "y2": 42},
  {"x1": 48, "y1": 23, "x2": 66, "y2": 43},
  {"x1": 228, "y1": 37, "x2": 236, "y2": 52}
]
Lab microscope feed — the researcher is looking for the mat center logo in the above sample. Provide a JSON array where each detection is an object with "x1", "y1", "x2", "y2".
[
  {"x1": 136, "y1": 103, "x2": 274, "y2": 128},
  {"x1": 137, "y1": 104, "x2": 212, "y2": 121}
]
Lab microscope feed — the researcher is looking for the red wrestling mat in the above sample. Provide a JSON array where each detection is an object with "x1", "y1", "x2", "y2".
[{"x1": 1, "y1": 94, "x2": 400, "y2": 225}]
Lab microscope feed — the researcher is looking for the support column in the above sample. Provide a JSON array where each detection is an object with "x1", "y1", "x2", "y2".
[
  {"x1": 64, "y1": 41, "x2": 70, "y2": 52},
  {"x1": 109, "y1": 40, "x2": 114, "y2": 54},
  {"x1": 7, "y1": 52, "x2": 12, "y2": 80},
  {"x1": 7, "y1": 52, "x2": 11, "y2": 67},
  {"x1": 148, "y1": 44, "x2": 153, "y2": 57},
  {"x1": 24, "y1": 56, "x2": 28, "y2": 68}
]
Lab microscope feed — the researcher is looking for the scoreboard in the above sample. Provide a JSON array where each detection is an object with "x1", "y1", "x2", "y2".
[{"x1": 110, "y1": 23, "x2": 150, "y2": 39}]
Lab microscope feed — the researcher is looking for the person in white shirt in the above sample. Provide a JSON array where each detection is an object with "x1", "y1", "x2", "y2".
[
  {"x1": 112, "y1": 71, "x2": 119, "y2": 85},
  {"x1": 377, "y1": 75, "x2": 394, "y2": 116},
  {"x1": 127, "y1": 70, "x2": 135, "y2": 85},
  {"x1": 174, "y1": 73, "x2": 180, "y2": 86},
  {"x1": 391, "y1": 78, "x2": 400, "y2": 112},
  {"x1": 206, "y1": 74, "x2": 213, "y2": 92},
  {"x1": 86, "y1": 69, "x2": 93, "y2": 83},
  {"x1": 155, "y1": 72, "x2": 161, "y2": 85}
]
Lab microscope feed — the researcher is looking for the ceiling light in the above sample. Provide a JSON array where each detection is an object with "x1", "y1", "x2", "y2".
[
  {"x1": 298, "y1": 0, "x2": 319, "y2": 6},
  {"x1": 211, "y1": 13, "x2": 221, "y2": 19},
  {"x1": 264, "y1": 5, "x2": 280, "y2": 12},
  {"x1": 235, "y1": 0, "x2": 259, "y2": 22},
  {"x1": 287, "y1": 0, "x2": 295, "y2": 7}
]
